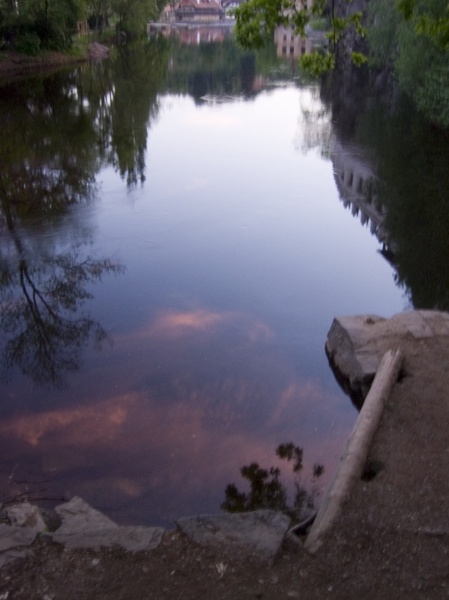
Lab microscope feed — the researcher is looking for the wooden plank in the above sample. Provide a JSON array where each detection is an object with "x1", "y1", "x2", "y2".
[{"x1": 304, "y1": 348, "x2": 403, "y2": 554}]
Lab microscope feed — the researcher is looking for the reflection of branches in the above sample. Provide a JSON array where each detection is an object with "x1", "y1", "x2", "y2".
[
  {"x1": 221, "y1": 443, "x2": 324, "y2": 524},
  {"x1": 0, "y1": 250, "x2": 125, "y2": 387},
  {"x1": 295, "y1": 95, "x2": 333, "y2": 159}
]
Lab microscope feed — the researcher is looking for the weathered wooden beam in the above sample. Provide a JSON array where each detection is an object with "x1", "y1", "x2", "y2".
[{"x1": 304, "y1": 348, "x2": 403, "y2": 554}]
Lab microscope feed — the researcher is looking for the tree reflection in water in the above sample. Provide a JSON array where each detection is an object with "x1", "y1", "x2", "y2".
[
  {"x1": 222, "y1": 442, "x2": 324, "y2": 523},
  {"x1": 0, "y1": 246, "x2": 124, "y2": 387}
]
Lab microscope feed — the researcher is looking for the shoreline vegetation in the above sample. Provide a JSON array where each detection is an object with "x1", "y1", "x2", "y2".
[
  {"x1": 0, "y1": 41, "x2": 111, "y2": 78},
  {"x1": 0, "y1": 49, "x2": 88, "y2": 77}
]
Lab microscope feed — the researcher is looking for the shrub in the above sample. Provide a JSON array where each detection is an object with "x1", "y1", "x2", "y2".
[{"x1": 15, "y1": 32, "x2": 41, "y2": 55}]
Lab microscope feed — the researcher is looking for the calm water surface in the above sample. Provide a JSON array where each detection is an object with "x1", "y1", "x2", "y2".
[{"x1": 1, "y1": 33, "x2": 435, "y2": 526}]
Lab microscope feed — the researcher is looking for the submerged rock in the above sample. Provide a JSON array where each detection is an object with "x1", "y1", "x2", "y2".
[
  {"x1": 176, "y1": 510, "x2": 291, "y2": 559},
  {"x1": 88, "y1": 42, "x2": 110, "y2": 60}
]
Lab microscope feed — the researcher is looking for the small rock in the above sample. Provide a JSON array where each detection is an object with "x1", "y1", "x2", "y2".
[
  {"x1": 54, "y1": 496, "x2": 117, "y2": 535},
  {"x1": 51, "y1": 497, "x2": 164, "y2": 552},
  {"x1": 88, "y1": 42, "x2": 110, "y2": 60},
  {"x1": 5, "y1": 503, "x2": 46, "y2": 533}
]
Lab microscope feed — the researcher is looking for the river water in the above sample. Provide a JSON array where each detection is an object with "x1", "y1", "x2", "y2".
[{"x1": 0, "y1": 29, "x2": 447, "y2": 527}]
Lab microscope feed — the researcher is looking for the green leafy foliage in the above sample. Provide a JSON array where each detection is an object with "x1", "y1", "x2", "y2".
[
  {"x1": 368, "y1": 0, "x2": 449, "y2": 127},
  {"x1": 233, "y1": 0, "x2": 367, "y2": 74},
  {"x1": 414, "y1": 53, "x2": 449, "y2": 127},
  {"x1": 14, "y1": 31, "x2": 41, "y2": 54},
  {"x1": 111, "y1": 0, "x2": 159, "y2": 38},
  {"x1": 299, "y1": 50, "x2": 335, "y2": 76},
  {"x1": 0, "y1": 0, "x2": 84, "y2": 49},
  {"x1": 366, "y1": 0, "x2": 400, "y2": 67},
  {"x1": 397, "y1": 0, "x2": 449, "y2": 49},
  {"x1": 0, "y1": 0, "x2": 162, "y2": 50}
]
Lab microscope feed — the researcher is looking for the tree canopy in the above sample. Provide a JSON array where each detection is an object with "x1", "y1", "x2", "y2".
[
  {"x1": 0, "y1": 0, "x2": 163, "y2": 50},
  {"x1": 233, "y1": 0, "x2": 366, "y2": 74},
  {"x1": 367, "y1": 0, "x2": 449, "y2": 127},
  {"x1": 233, "y1": 0, "x2": 449, "y2": 77},
  {"x1": 233, "y1": 0, "x2": 449, "y2": 126},
  {"x1": 397, "y1": 0, "x2": 449, "y2": 49}
]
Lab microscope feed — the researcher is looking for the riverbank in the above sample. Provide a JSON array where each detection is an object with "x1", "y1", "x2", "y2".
[
  {"x1": 1, "y1": 310, "x2": 448, "y2": 599},
  {"x1": 0, "y1": 50, "x2": 86, "y2": 77},
  {"x1": 0, "y1": 42, "x2": 109, "y2": 80}
]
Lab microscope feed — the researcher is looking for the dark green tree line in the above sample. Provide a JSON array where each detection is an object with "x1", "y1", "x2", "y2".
[
  {"x1": 367, "y1": 0, "x2": 449, "y2": 128},
  {"x1": 0, "y1": 0, "x2": 164, "y2": 51}
]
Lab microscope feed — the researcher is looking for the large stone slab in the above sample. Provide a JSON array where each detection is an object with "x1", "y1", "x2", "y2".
[
  {"x1": 52, "y1": 496, "x2": 164, "y2": 552},
  {"x1": 325, "y1": 310, "x2": 449, "y2": 403},
  {"x1": 0, "y1": 523, "x2": 37, "y2": 568},
  {"x1": 54, "y1": 496, "x2": 118, "y2": 535},
  {"x1": 176, "y1": 510, "x2": 291, "y2": 559}
]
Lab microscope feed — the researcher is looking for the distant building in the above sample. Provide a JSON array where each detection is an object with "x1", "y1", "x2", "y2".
[
  {"x1": 175, "y1": 0, "x2": 225, "y2": 21},
  {"x1": 274, "y1": 27, "x2": 313, "y2": 58}
]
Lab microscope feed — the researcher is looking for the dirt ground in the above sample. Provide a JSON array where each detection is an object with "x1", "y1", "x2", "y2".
[{"x1": 1, "y1": 333, "x2": 449, "y2": 599}]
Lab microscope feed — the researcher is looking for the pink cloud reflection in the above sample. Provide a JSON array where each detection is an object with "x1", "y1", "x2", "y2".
[
  {"x1": 119, "y1": 308, "x2": 275, "y2": 343},
  {"x1": 0, "y1": 307, "x2": 355, "y2": 524},
  {"x1": 0, "y1": 379, "x2": 352, "y2": 525}
]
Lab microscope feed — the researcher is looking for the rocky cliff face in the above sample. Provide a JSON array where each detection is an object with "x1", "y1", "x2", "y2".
[
  {"x1": 323, "y1": 0, "x2": 397, "y2": 134},
  {"x1": 334, "y1": 0, "x2": 370, "y2": 74}
]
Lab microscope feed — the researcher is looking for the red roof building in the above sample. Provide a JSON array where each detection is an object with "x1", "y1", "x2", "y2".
[{"x1": 175, "y1": 0, "x2": 225, "y2": 21}]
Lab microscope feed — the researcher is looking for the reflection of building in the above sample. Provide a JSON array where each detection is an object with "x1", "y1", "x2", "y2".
[
  {"x1": 174, "y1": 0, "x2": 224, "y2": 21},
  {"x1": 178, "y1": 25, "x2": 226, "y2": 43},
  {"x1": 274, "y1": 27, "x2": 313, "y2": 58},
  {"x1": 151, "y1": 23, "x2": 232, "y2": 44},
  {"x1": 332, "y1": 140, "x2": 396, "y2": 260}
]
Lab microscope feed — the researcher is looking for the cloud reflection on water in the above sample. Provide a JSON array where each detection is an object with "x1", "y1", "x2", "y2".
[{"x1": 0, "y1": 308, "x2": 353, "y2": 526}]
